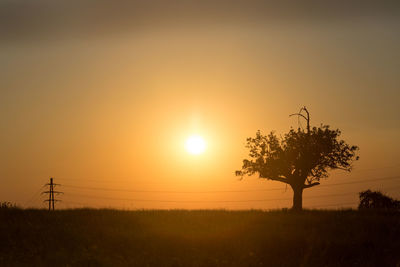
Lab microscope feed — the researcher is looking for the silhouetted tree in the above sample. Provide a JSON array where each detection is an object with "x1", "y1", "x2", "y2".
[
  {"x1": 236, "y1": 107, "x2": 359, "y2": 210},
  {"x1": 359, "y1": 190, "x2": 400, "y2": 211}
]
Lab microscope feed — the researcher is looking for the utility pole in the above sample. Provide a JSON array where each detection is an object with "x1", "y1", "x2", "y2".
[{"x1": 42, "y1": 177, "x2": 63, "y2": 211}]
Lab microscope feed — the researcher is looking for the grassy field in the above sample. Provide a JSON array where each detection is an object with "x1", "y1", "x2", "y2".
[{"x1": 1, "y1": 209, "x2": 399, "y2": 266}]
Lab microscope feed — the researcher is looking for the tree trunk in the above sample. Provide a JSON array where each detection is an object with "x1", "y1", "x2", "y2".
[{"x1": 292, "y1": 186, "x2": 304, "y2": 211}]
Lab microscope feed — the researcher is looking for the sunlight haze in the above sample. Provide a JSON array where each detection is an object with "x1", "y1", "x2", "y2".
[{"x1": 1, "y1": 0, "x2": 399, "y2": 210}]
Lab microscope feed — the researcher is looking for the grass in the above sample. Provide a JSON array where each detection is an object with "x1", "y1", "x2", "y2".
[{"x1": 1, "y1": 209, "x2": 399, "y2": 266}]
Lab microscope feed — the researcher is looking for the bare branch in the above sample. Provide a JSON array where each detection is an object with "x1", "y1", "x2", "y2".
[{"x1": 289, "y1": 113, "x2": 307, "y2": 121}]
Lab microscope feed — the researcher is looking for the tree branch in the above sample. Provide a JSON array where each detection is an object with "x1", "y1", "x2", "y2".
[
  {"x1": 289, "y1": 113, "x2": 308, "y2": 121},
  {"x1": 260, "y1": 175, "x2": 290, "y2": 184},
  {"x1": 303, "y1": 182, "x2": 320, "y2": 189}
]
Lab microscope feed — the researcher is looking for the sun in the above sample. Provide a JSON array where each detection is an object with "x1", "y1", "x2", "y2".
[{"x1": 185, "y1": 135, "x2": 206, "y2": 155}]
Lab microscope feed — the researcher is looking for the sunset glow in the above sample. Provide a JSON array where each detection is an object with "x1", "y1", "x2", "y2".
[
  {"x1": 0, "y1": 1, "x2": 399, "y2": 211},
  {"x1": 2, "y1": 2, "x2": 400, "y2": 265}
]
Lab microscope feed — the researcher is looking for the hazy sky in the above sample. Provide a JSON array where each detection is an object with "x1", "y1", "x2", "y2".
[{"x1": 1, "y1": 0, "x2": 400, "y2": 209}]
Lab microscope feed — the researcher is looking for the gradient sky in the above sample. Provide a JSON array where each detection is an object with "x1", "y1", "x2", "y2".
[{"x1": 1, "y1": 0, "x2": 400, "y2": 209}]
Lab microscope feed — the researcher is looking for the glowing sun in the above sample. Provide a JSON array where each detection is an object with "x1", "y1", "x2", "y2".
[{"x1": 185, "y1": 135, "x2": 206, "y2": 155}]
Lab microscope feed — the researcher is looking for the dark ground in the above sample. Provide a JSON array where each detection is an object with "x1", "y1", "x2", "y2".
[{"x1": 0, "y1": 209, "x2": 399, "y2": 266}]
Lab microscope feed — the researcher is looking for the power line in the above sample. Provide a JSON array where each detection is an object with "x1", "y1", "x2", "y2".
[
  {"x1": 318, "y1": 175, "x2": 400, "y2": 188},
  {"x1": 36, "y1": 174, "x2": 400, "y2": 209},
  {"x1": 24, "y1": 184, "x2": 46, "y2": 207},
  {"x1": 62, "y1": 189, "x2": 386, "y2": 203},
  {"x1": 351, "y1": 164, "x2": 400, "y2": 172},
  {"x1": 64, "y1": 192, "x2": 289, "y2": 203},
  {"x1": 54, "y1": 164, "x2": 400, "y2": 184},
  {"x1": 61, "y1": 184, "x2": 286, "y2": 193},
  {"x1": 61, "y1": 175, "x2": 400, "y2": 194},
  {"x1": 59, "y1": 183, "x2": 400, "y2": 207}
]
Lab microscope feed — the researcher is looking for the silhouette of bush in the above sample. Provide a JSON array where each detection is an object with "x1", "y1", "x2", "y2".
[
  {"x1": 0, "y1": 202, "x2": 18, "y2": 209},
  {"x1": 359, "y1": 190, "x2": 400, "y2": 211}
]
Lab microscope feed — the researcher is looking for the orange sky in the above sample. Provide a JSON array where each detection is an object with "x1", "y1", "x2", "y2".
[{"x1": 1, "y1": 1, "x2": 400, "y2": 209}]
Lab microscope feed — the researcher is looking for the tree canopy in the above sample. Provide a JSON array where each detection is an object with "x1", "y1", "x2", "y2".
[{"x1": 236, "y1": 107, "x2": 359, "y2": 210}]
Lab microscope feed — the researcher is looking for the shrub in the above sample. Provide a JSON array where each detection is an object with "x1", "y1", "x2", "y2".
[
  {"x1": 359, "y1": 190, "x2": 400, "y2": 211},
  {"x1": 0, "y1": 202, "x2": 18, "y2": 209}
]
